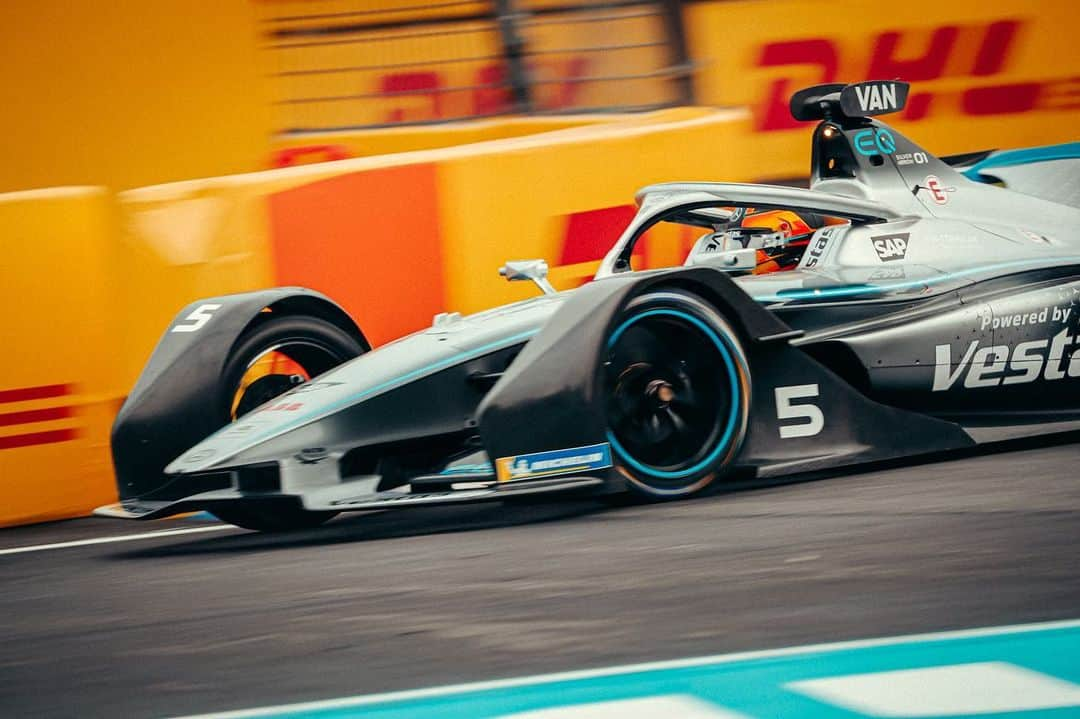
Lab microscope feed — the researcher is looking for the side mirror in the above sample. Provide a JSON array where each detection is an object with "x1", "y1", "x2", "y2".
[{"x1": 499, "y1": 259, "x2": 556, "y2": 295}]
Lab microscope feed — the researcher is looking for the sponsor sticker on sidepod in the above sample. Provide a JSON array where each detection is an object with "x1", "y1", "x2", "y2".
[{"x1": 496, "y1": 443, "x2": 612, "y2": 482}]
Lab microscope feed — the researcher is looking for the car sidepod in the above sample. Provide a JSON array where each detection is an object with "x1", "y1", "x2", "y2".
[{"x1": 477, "y1": 268, "x2": 975, "y2": 488}]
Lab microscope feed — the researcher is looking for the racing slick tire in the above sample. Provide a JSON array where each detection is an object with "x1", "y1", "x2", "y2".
[
  {"x1": 602, "y1": 290, "x2": 751, "y2": 500},
  {"x1": 213, "y1": 315, "x2": 365, "y2": 531}
]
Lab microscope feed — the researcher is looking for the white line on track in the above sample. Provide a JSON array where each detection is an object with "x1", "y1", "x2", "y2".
[
  {"x1": 173, "y1": 618, "x2": 1080, "y2": 719},
  {"x1": 0, "y1": 525, "x2": 234, "y2": 556}
]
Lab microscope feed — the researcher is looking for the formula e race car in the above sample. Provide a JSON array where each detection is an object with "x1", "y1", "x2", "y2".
[{"x1": 97, "y1": 81, "x2": 1080, "y2": 531}]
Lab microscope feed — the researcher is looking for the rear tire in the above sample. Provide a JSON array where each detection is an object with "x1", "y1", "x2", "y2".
[
  {"x1": 213, "y1": 315, "x2": 365, "y2": 531},
  {"x1": 602, "y1": 290, "x2": 751, "y2": 500}
]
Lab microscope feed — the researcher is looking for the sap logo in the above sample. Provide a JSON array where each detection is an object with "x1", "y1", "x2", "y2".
[
  {"x1": 871, "y1": 233, "x2": 909, "y2": 261},
  {"x1": 932, "y1": 330, "x2": 1080, "y2": 391},
  {"x1": 853, "y1": 128, "x2": 896, "y2": 156},
  {"x1": 854, "y1": 82, "x2": 898, "y2": 112}
]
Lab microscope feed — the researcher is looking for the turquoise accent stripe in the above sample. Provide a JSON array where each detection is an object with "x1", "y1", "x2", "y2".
[
  {"x1": 438, "y1": 463, "x2": 494, "y2": 476},
  {"x1": 963, "y1": 142, "x2": 1080, "y2": 181},
  {"x1": 605, "y1": 308, "x2": 741, "y2": 480},
  {"x1": 752, "y1": 255, "x2": 1080, "y2": 304},
  {"x1": 183, "y1": 620, "x2": 1080, "y2": 719}
]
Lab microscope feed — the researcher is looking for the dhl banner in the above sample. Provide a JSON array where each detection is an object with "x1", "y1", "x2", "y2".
[
  {"x1": 266, "y1": 0, "x2": 1079, "y2": 174},
  {"x1": 685, "y1": 0, "x2": 1080, "y2": 179},
  {"x1": 5, "y1": 0, "x2": 1078, "y2": 194},
  {"x1": 260, "y1": 0, "x2": 675, "y2": 131}
]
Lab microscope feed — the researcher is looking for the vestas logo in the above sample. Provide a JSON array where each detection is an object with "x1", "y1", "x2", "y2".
[
  {"x1": 802, "y1": 227, "x2": 837, "y2": 268},
  {"x1": 854, "y1": 82, "x2": 898, "y2": 112},
  {"x1": 932, "y1": 330, "x2": 1080, "y2": 391}
]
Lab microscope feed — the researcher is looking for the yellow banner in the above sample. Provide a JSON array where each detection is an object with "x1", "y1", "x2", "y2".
[
  {"x1": 685, "y1": 0, "x2": 1080, "y2": 180},
  {"x1": 0, "y1": 188, "x2": 124, "y2": 525},
  {"x1": 259, "y1": 1, "x2": 677, "y2": 131}
]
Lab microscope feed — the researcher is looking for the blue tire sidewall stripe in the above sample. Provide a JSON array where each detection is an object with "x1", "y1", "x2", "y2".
[{"x1": 605, "y1": 307, "x2": 743, "y2": 480}]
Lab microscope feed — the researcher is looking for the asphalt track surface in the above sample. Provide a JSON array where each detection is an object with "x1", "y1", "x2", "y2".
[{"x1": 2, "y1": 437, "x2": 1079, "y2": 718}]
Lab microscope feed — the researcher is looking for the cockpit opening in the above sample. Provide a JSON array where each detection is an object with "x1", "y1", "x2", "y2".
[{"x1": 623, "y1": 203, "x2": 849, "y2": 276}]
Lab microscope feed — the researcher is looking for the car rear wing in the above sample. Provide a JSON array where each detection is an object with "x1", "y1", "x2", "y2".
[{"x1": 791, "y1": 81, "x2": 910, "y2": 124}]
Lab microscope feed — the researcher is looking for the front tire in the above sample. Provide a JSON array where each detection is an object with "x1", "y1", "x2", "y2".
[
  {"x1": 602, "y1": 290, "x2": 751, "y2": 499},
  {"x1": 213, "y1": 315, "x2": 365, "y2": 531}
]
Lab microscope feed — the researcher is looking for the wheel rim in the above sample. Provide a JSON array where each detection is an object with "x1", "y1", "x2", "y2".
[
  {"x1": 230, "y1": 339, "x2": 347, "y2": 420},
  {"x1": 604, "y1": 307, "x2": 743, "y2": 486}
]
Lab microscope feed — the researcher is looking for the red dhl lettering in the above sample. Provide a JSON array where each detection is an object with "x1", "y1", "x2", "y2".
[
  {"x1": 0, "y1": 383, "x2": 79, "y2": 450},
  {"x1": 379, "y1": 58, "x2": 589, "y2": 124},
  {"x1": 755, "y1": 20, "x2": 1080, "y2": 131}
]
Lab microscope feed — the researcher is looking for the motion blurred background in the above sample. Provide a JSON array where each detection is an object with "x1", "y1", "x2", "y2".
[{"x1": 2, "y1": 0, "x2": 1078, "y2": 527}]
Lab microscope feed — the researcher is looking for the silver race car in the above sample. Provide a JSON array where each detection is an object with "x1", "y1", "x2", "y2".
[{"x1": 98, "y1": 80, "x2": 1080, "y2": 531}]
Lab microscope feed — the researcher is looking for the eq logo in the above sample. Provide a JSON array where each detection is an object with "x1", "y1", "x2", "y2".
[
  {"x1": 853, "y1": 128, "x2": 896, "y2": 156},
  {"x1": 871, "y1": 233, "x2": 909, "y2": 261}
]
